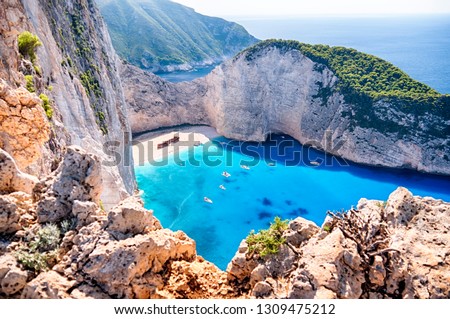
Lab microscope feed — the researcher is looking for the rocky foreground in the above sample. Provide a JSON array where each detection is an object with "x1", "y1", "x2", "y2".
[{"x1": 1, "y1": 146, "x2": 449, "y2": 299}]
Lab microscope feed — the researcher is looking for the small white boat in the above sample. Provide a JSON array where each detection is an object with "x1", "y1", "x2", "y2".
[
  {"x1": 240, "y1": 165, "x2": 250, "y2": 170},
  {"x1": 268, "y1": 162, "x2": 275, "y2": 166},
  {"x1": 219, "y1": 185, "x2": 226, "y2": 190},
  {"x1": 310, "y1": 161, "x2": 320, "y2": 166},
  {"x1": 222, "y1": 171, "x2": 231, "y2": 178},
  {"x1": 204, "y1": 197, "x2": 213, "y2": 204}
]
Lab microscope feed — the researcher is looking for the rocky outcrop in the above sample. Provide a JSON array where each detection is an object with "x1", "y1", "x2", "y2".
[
  {"x1": 0, "y1": 146, "x2": 233, "y2": 299},
  {"x1": 227, "y1": 187, "x2": 450, "y2": 299},
  {"x1": 124, "y1": 44, "x2": 450, "y2": 175},
  {"x1": 0, "y1": 148, "x2": 39, "y2": 194},
  {"x1": 121, "y1": 63, "x2": 210, "y2": 133},
  {"x1": 34, "y1": 146, "x2": 102, "y2": 223},
  {"x1": 0, "y1": 192, "x2": 34, "y2": 235},
  {"x1": 0, "y1": 0, "x2": 135, "y2": 208},
  {"x1": 0, "y1": 254, "x2": 29, "y2": 296},
  {"x1": 0, "y1": 80, "x2": 50, "y2": 170}
]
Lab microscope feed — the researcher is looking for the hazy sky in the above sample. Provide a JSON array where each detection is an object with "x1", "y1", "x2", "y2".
[{"x1": 171, "y1": 0, "x2": 450, "y2": 18}]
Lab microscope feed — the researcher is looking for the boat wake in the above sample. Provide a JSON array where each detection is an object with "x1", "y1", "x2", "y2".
[{"x1": 170, "y1": 191, "x2": 194, "y2": 228}]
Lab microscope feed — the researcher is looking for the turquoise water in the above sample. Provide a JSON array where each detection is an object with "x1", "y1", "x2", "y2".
[{"x1": 135, "y1": 135, "x2": 450, "y2": 270}]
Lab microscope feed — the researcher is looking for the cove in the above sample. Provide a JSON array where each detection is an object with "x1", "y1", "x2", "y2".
[{"x1": 134, "y1": 134, "x2": 450, "y2": 270}]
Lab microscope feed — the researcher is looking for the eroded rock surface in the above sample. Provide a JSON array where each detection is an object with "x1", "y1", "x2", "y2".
[
  {"x1": 0, "y1": 81, "x2": 50, "y2": 170},
  {"x1": 124, "y1": 44, "x2": 450, "y2": 175},
  {"x1": 34, "y1": 146, "x2": 102, "y2": 223},
  {"x1": 0, "y1": 148, "x2": 39, "y2": 194},
  {"x1": 228, "y1": 187, "x2": 450, "y2": 299}
]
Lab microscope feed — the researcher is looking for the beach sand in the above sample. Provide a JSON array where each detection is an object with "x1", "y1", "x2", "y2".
[{"x1": 132, "y1": 126, "x2": 220, "y2": 165}]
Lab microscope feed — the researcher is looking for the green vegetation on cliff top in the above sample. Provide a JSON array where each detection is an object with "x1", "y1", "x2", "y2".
[
  {"x1": 96, "y1": 0, "x2": 258, "y2": 71},
  {"x1": 241, "y1": 40, "x2": 450, "y2": 117}
]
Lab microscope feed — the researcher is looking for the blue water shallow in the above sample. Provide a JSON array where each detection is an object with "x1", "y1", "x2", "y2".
[{"x1": 134, "y1": 135, "x2": 450, "y2": 270}]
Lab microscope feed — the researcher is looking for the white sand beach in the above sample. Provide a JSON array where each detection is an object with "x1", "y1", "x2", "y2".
[{"x1": 132, "y1": 125, "x2": 220, "y2": 165}]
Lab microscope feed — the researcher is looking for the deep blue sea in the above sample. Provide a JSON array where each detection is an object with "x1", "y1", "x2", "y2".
[
  {"x1": 138, "y1": 15, "x2": 450, "y2": 270},
  {"x1": 135, "y1": 136, "x2": 450, "y2": 270},
  {"x1": 159, "y1": 15, "x2": 450, "y2": 93}
]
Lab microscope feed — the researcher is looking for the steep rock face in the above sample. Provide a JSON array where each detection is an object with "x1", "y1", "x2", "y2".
[
  {"x1": 121, "y1": 63, "x2": 210, "y2": 133},
  {"x1": 0, "y1": 0, "x2": 135, "y2": 208},
  {"x1": 125, "y1": 44, "x2": 450, "y2": 175},
  {"x1": 227, "y1": 187, "x2": 450, "y2": 299}
]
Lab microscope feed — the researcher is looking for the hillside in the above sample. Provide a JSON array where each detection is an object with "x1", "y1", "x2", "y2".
[
  {"x1": 96, "y1": 0, "x2": 258, "y2": 72},
  {"x1": 123, "y1": 39, "x2": 450, "y2": 175}
]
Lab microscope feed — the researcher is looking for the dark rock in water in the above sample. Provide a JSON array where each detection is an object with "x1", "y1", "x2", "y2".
[
  {"x1": 258, "y1": 211, "x2": 272, "y2": 220},
  {"x1": 288, "y1": 207, "x2": 309, "y2": 217},
  {"x1": 285, "y1": 200, "x2": 293, "y2": 206},
  {"x1": 262, "y1": 198, "x2": 272, "y2": 206}
]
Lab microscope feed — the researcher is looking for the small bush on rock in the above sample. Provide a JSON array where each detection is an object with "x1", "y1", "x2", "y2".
[
  {"x1": 15, "y1": 223, "x2": 61, "y2": 272},
  {"x1": 18, "y1": 31, "x2": 42, "y2": 63},
  {"x1": 246, "y1": 216, "x2": 289, "y2": 257}
]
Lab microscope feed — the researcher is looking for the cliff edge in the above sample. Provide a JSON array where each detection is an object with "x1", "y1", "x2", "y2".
[
  {"x1": 0, "y1": 0, "x2": 135, "y2": 208},
  {"x1": 124, "y1": 40, "x2": 450, "y2": 176}
]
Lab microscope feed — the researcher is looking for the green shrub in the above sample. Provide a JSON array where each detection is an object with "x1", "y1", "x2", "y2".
[
  {"x1": 29, "y1": 223, "x2": 60, "y2": 252},
  {"x1": 98, "y1": 200, "x2": 105, "y2": 212},
  {"x1": 240, "y1": 40, "x2": 449, "y2": 116},
  {"x1": 246, "y1": 216, "x2": 289, "y2": 257},
  {"x1": 60, "y1": 219, "x2": 75, "y2": 234},
  {"x1": 15, "y1": 250, "x2": 58, "y2": 273},
  {"x1": 24, "y1": 75, "x2": 35, "y2": 93},
  {"x1": 39, "y1": 93, "x2": 53, "y2": 119},
  {"x1": 18, "y1": 31, "x2": 42, "y2": 63},
  {"x1": 15, "y1": 223, "x2": 61, "y2": 272},
  {"x1": 33, "y1": 64, "x2": 42, "y2": 76}
]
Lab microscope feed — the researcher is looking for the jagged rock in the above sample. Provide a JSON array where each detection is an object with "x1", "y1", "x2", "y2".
[
  {"x1": 369, "y1": 256, "x2": 386, "y2": 286},
  {"x1": 70, "y1": 284, "x2": 110, "y2": 299},
  {"x1": 293, "y1": 228, "x2": 365, "y2": 299},
  {"x1": 72, "y1": 200, "x2": 104, "y2": 229},
  {"x1": 106, "y1": 196, "x2": 157, "y2": 236},
  {"x1": 227, "y1": 240, "x2": 258, "y2": 284},
  {"x1": 250, "y1": 265, "x2": 270, "y2": 287},
  {"x1": 0, "y1": 254, "x2": 28, "y2": 296},
  {"x1": 161, "y1": 257, "x2": 232, "y2": 299},
  {"x1": 1, "y1": 266, "x2": 28, "y2": 296},
  {"x1": 283, "y1": 217, "x2": 319, "y2": 247},
  {"x1": 0, "y1": 149, "x2": 39, "y2": 194},
  {"x1": 0, "y1": 196, "x2": 20, "y2": 234},
  {"x1": 35, "y1": 146, "x2": 102, "y2": 223},
  {"x1": 386, "y1": 188, "x2": 450, "y2": 298},
  {"x1": 252, "y1": 281, "x2": 272, "y2": 298},
  {"x1": 21, "y1": 271, "x2": 75, "y2": 299},
  {"x1": 79, "y1": 230, "x2": 196, "y2": 298},
  {"x1": 0, "y1": 192, "x2": 35, "y2": 234},
  {"x1": 0, "y1": 80, "x2": 50, "y2": 170},
  {"x1": 226, "y1": 187, "x2": 450, "y2": 299}
]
